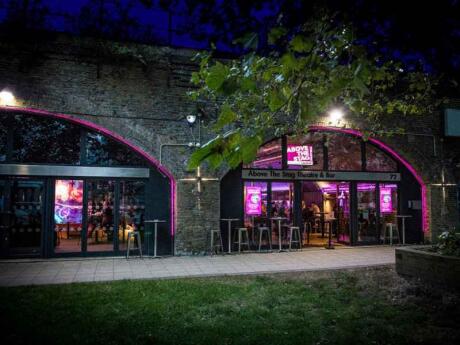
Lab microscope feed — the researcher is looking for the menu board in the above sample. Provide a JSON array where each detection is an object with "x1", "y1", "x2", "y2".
[
  {"x1": 287, "y1": 144, "x2": 313, "y2": 165},
  {"x1": 245, "y1": 186, "x2": 262, "y2": 216}
]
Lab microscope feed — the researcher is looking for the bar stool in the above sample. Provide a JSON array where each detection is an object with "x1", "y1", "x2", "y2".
[
  {"x1": 126, "y1": 231, "x2": 143, "y2": 258},
  {"x1": 382, "y1": 223, "x2": 400, "y2": 245},
  {"x1": 209, "y1": 229, "x2": 223, "y2": 256},
  {"x1": 289, "y1": 226, "x2": 302, "y2": 250},
  {"x1": 303, "y1": 222, "x2": 312, "y2": 244},
  {"x1": 258, "y1": 226, "x2": 272, "y2": 252},
  {"x1": 234, "y1": 227, "x2": 250, "y2": 252}
]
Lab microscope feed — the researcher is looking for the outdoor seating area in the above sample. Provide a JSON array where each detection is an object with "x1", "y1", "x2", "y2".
[{"x1": 215, "y1": 213, "x2": 411, "y2": 255}]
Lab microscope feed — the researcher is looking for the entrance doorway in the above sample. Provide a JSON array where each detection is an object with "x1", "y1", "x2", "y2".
[
  {"x1": 300, "y1": 181, "x2": 351, "y2": 247},
  {"x1": 0, "y1": 178, "x2": 45, "y2": 257}
]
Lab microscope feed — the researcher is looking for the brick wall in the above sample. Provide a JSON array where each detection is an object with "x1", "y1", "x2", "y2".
[{"x1": 0, "y1": 33, "x2": 458, "y2": 252}]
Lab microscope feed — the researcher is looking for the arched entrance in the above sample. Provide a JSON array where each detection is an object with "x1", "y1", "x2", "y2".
[
  {"x1": 0, "y1": 107, "x2": 175, "y2": 258},
  {"x1": 220, "y1": 127, "x2": 426, "y2": 250}
]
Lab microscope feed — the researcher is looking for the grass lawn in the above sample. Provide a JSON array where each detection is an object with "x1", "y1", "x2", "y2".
[{"x1": 0, "y1": 267, "x2": 458, "y2": 345}]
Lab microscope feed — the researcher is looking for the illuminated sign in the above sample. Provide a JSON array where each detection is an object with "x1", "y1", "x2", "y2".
[
  {"x1": 245, "y1": 186, "x2": 262, "y2": 215},
  {"x1": 380, "y1": 188, "x2": 393, "y2": 213},
  {"x1": 54, "y1": 179, "x2": 83, "y2": 224},
  {"x1": 287, "y1": 145, "x2": 313, "y2": 165}
]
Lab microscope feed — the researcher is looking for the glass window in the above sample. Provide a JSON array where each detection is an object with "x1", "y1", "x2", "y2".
[
  {"x1": 118, "y1": 181, "x2": 146, "y2": 252},
  {"x1": 9, "y1": 180, "x2": 43, "y2": 253},
  {"x1": 86, "y1": 132, "x2": 145, "y2": 166},
  {"x1": 54, "y1": 179, "x2": 83, "y2": 253},
  {"x1": 270, "y1": 182, "x2": 294, "y2": 222},
  {"x1": 87, "y1": 180, "x2": 115, "y2": 252},
  {"x1": 243, "y1": 181, "x2": 268, "y2": 228},
  {"x1": 366, "y1": 143, "x2": 398, "y2": 172},
  {"x1": 244, "y1": 139, "x2": 282, "y2": 169},
  {"x1": 287, "y1": 132, "x2": 324, "y2": 170},
  {"x1": 327, "y1": 133, "x2": 362, "y2": 171},
  {"x1": 12, "y1": 115, "x2": 81, "y2": 164}
]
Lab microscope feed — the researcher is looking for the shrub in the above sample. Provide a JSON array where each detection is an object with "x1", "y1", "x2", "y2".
[{"x1": 435, "y1": 230, "x2": 460, "y2": 257}]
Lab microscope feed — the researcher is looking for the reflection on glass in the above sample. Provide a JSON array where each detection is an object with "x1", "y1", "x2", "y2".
[
  {"x1": 287, "y1": 132, "x2": 324, "y2": 170},
  {"x1": 0, "y1": 115, "x2": 7, "y2": 162},
  {"x1": 271, "y1": 182, "x2": 294, "y2": 221},
  {"x1": 54, "y1": 179, "x2": 83, "y2": 253},
  {"x1": 244, "y1": 139, "x2": 282, "y2": 169},
  {"x1": 366, "y1": 143, "x2": 397, "y2": 172},
  {"x1": 118, "y1": 181, "x2": 145, "y2": 252},
  {"x1": 12, "y1": 115, "x2": 80, "y2": 164},
  {"x1": 328, "y1": 134, "x2": 362, "y2": 171},
  {"x1": 243, "y1": 181, "x2": 268, "y2": 228},
  {"x1": 86, "y1": 132, "x2": 145, "y2": 166},
  {"x1": 357, "y1": 183, "x2": 378, "y2": 243},
  {"x1": 87, "y1": 181, "x2": 115, "y2": 252},
  {"x1": 9, "y1": 180, "x2": 43, "y2": 254}
]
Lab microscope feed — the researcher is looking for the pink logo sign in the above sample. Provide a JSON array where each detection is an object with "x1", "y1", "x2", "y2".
[
  {"x1": 380, "y1": 188, "x2": 393, "y2": 213},
  {"x1": 287, "y1": 145, "x2": 313, "y2": 165},
  {"x1": 245, "y1": 186, "x2": 262, "y2": 215}
]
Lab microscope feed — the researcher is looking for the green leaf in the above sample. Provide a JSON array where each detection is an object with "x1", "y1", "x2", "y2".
[
  {"x1": 290, "y1": 35, "x2": 313, "y2": 53},
  {"x1": 205, "y1": 62, "x2": 229, "y2": 91},
  {"x1": 268, "y1": 90, "x2": 286, "y2": 111},
  {"x1": 240, "y1": 77, "x2": 256, "y2": 92},
  {"x1": 241, "y1": 135, "x2": 263, "y2": 164},
  {"x1": 268, "y1": 27, "x2": 288, "y2": 45},
  {"x1": 187, "y1": 136, "x2": 223, "y2": 169},
  {"x1": 214, "y1": 104, "x2": 237, "y2": 130}
]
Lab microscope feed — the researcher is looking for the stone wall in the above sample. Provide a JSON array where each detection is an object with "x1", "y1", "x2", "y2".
[{"x1": 0, "y1": 32, "x2": 458, "y2": 252}]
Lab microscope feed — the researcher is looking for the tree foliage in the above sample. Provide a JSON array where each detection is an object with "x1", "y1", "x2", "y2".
[{"x1": 188, "y1": 13, "x2": 439, "y2": 170}]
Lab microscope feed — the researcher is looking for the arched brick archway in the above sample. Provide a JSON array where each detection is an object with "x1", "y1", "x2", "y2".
[
  {"x1": 309, "y1": 126, "x2": 428, "y2": 233},
  {"x1": 0, "y1": 106, "x2": 176, "y2": 235}
]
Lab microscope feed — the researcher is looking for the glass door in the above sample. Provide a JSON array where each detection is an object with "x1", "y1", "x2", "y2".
[
  {"x1": 53, "y1": 179, "x2": 84, "y2": 254},
  {"x1": 357, "y1": 183, "x2": 378, "y2": 244},
  {"x1": 87, "y1": 180, "x2": 115, "y2": 252},
  {"x1": 1, "y1": 179, "x2": 45, "y2": 257}
]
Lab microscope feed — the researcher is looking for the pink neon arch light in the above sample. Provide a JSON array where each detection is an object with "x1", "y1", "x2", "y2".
[
  {"x1": 310, "y1": 125, "x2": 428, "y2": 233},
  {"x1": 0, "y1": 106, "x2": 176, "y2": 236}
]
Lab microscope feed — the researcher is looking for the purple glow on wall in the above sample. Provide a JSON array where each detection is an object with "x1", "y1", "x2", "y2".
[
  {"x1": 0, "y1": 106, "x2": 176, "y2": 236},
  {"x1": 245, "y1": 186, "x2": 262, "y2": 215},
  {"x1": 310, "y1": 125, "x2": 428, "y2": 232}
]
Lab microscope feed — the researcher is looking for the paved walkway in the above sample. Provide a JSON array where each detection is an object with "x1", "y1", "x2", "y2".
[{"x1": 0, "y1": 246, "x2": 395, "y2": 287}]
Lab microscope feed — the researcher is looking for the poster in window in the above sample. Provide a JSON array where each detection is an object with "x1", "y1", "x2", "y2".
[{"x1": 245, "y1": 186, "x2": 262, "y2": 216}]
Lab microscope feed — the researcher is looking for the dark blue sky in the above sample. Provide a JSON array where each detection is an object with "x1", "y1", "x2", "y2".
[{"x1": 0, "y1": 0, "x2": 459, "y2": 79}]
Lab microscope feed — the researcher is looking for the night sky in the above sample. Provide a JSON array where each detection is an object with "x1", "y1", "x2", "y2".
[{"x1": 0, "y1": 0, "x2": 459, "y2": 83}]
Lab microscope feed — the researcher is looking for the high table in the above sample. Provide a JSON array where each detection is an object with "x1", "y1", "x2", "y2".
[
  {"x1": 271, "y1": 217, "x2": 287, "y2": 252},
  {"x1": 221, "y1": 218, "x2": 239, "y2": 253},
  {"x1": 325, "y1": 217, "x2": 336, "y2": 249},
  {"x1": 315, "y1": 212, "x2": 329, "y2": 237},
  {"x1": 144, "y1": 219, "x2": 165, "y2": 258},
  {"x1": 396, "y1": 215, "x2": 412, "y2": 245}
]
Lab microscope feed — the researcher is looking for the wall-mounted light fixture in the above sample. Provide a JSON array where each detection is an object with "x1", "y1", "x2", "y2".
[
  {"x1": 0, "y1": 89, "x2": 15, "y2": 106},
  {"x1": 328, "y1": 108, "x2": 344, "y2": 124}
]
